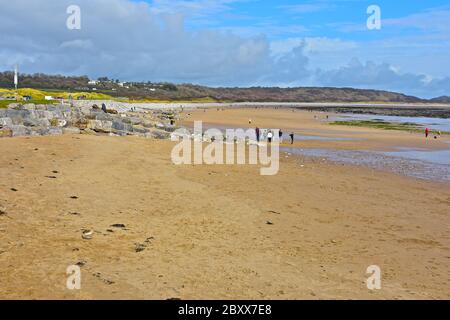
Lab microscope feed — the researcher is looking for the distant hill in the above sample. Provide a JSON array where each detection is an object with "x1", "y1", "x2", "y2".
[
  {"x1": 430, "y1": 96, "x2": 450, "y2": 103},
  {"x1": 0, "y1": 71, "x2": 446, "y2": 103}
]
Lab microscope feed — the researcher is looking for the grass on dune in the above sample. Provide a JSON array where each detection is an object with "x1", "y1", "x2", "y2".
[{"x1": 0, "y1": 88, "x2": 113, "y2": 101}]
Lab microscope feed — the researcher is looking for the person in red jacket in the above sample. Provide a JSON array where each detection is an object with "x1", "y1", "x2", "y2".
[{"x1": 425, "y1": 128, "x2": 430, "y2": 138}]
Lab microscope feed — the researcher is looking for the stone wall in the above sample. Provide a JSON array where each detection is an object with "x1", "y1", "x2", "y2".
[{"x1": 0, "y1": 103, "x2": 179, "y2": 139}]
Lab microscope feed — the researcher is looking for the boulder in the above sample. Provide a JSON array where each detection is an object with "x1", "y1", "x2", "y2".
[
  {"x1": 23, "y1": 118, "x2": 51, "y2": 127},
  {"x1": 87, "y1": 120, "x2": 113, "y2": 133},
  {"x1": 48, "y1": 127, "x2": 63, "y2": 135},
  {"x1": 63, "y1": 127, "x2": 81, "y2": 135},
  {"x1": 112, "y1": 120, "x2": 126, "y2": 131},
  {"x1": 129, "y1": 117, "x2": 143, "y2": 125},
  {"x1": 0, "y1": 117, "x2": 13, "y2": 128},
  {"x1": 132, "y1": 125, "x2": 148, "y2": 134},
  {"x1": 5, "y1": 109, "x2": 29, "y2": 124},
  {"x1": 151, "y1": 129, "x2": 171, "y2": 140},
  {"x1": 73, "y1": 119, "x2": 89, "y2": 129},
  {"x1": 142, "y1": 120, "x2": 155, "y2": 128},
  {"x1": 0, "y1": 128, "x2": 13, "y2": 138},
  {"x1": 22, "y1": 104, "x2": 36, "y2": 111},
  {"x1": 10, "y1": 125, "x2": 31, "y2": 137},
  {"x1": 94, "y1": 112, "x2": 115, "y2": 121}
]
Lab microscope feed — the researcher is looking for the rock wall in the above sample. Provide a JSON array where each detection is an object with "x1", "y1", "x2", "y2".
[{"x1": 0, "y1": 103, "x2": 178, "y2": 139}]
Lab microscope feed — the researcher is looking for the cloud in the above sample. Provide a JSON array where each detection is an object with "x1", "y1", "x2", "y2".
[
  {"x1": 315, "y1": 58, "x2": 450, "y2": 98},
  {"x1": 0, "y1": 0, "x2": 448, "y2": 98}
]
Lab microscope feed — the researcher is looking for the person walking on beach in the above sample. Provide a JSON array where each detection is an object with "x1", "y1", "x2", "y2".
[
  {"x1": 267, "y1": 130, "x2": 273, "y2": 143},
  {"x1": 425, "y1": 128, "x2": 430, "y2": 138},
  {"x1": 279, "y1": 130, "x2": 283, "y2": 143},
  {"x1": 289, "y1": 132, "x2": 294, "y2": 144},
  {"x1": 256, "y1": 127, "x2": 260, "y2": 142}
]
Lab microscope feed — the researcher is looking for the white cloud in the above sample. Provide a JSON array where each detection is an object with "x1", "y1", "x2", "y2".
[
  {"x1": 0, "y1": 0, "x2": 448, "y2": 98},
  {"x1": 315, "y1": 58, "x2": 450, "y2": 98}
]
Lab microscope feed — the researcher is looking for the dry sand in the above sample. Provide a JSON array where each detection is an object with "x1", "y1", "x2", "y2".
[{"x1": 0, "y1": 108, "x2": 449, "y2": 300}]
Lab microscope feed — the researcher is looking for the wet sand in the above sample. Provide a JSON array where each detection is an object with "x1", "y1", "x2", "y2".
[{"x1": 0, "y1": 107, "x2": 449, "y2": 299}]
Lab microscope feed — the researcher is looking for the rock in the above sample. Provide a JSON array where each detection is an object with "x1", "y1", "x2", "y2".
[
  {"x1": 76, "y1": 260, "x2": 87, "y2": 267},
  {"x1": 63, "y1": 127, "x2": 81, "y2": 135},
  {"x1": 106, "y1": 109, "x2": 118, "y2": 115},
  {"x1": 0, "y1": 129, "x2": 13, "y2": 138},
  {"x1": 135, "y1": 243, "x2": 146, "y2": 253},
  {"x1": 5, "y1": 110, "x2": 29, "y2": 124},
  {"x1": 111, "y1": 121, "x2": 126, "y2": 131},
  {"x1": 0, "y1": 117, "x2": 13, "y2": 127},
  {"x1": 23, "y1": 118, "x2": 51, "y2": 127},
  {"x1": 151, "y1": 129, "x2": 170, "y2": 140},
  {"x1": 10, "y1": 125, "x2": 31, "y2": 137},
  {"x1": 93, "y1": 112, "x2": 114, "y2": 121},
  {"x1": 142, "y1": 120, "x2": 154, "y2": 128},
  {"x1": 163, "y1": 125, "x2": 176, "y2": 133},
  {"x1": 22, "y1": 104, "x2": 36, "y2": 111},
  {"x1": 132, "y1": 125, "x2": 148, "y2": 134},
  {"x1": 82, "y1": 230, "x2": 94, "y2": 240},
  {"x1": 74, "y1": 119, "x2": 89, "y2": 130},
  {"x1": 266, "y1": 221, "x2": 274, "y2": 225},
  {"x1": 48, "y1": 127, "x2": 63, "y2": 135},
  {"x1": 111, "y1": 224, "x2": 126, "y2": 229},
  {"x1": 129, "y1": 117, "x2": 143, "y2": 125},
  {"x1": 56, "y1": 119, "x2": 67, "y2": 127},
  {"x1": 87, "y1": 120, "x2": 113, "y2": 133}
]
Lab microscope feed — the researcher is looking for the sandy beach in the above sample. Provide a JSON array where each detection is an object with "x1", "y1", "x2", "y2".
[{"x1": 0, "y1": 107, "x2": 449, "y2": 300}]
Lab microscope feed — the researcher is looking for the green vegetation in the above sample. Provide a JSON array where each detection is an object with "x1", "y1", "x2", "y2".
[
  {"x1": 330, "y1": 119, "x2": 422, "y2": 132},
  {"x1": 0, "y1": 88, "x2": 113, "y2": 101}
]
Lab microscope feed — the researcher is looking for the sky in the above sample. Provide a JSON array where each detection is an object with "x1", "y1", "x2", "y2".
[{"x1": 0, "y1": 0, "x2": 449, "y2": 98}]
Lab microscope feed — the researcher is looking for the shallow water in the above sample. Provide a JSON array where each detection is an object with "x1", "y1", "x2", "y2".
[
  {"x1": 333, "y1": 114, "x2": 450, "y2": 132},
  {"x1": 384, "y1": 149, "x2": 450, "y2": 165},
  {"x1": 196, "y1": 123, "x2": 361, "y2": 141},
  {"x1": 282, "y1": 147, "x2": 450, "y2": 182}
]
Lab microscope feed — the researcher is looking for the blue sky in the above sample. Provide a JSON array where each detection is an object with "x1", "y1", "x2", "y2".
[{"x1": 0, "y1": 0, "x2": 449, "y2": 97}]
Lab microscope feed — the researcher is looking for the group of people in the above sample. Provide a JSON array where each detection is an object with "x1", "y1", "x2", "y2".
[{"x1": 255, "y1": 127, "x2": 295, "y2": 144}]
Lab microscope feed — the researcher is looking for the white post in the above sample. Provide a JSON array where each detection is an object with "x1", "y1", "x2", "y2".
[{"x1": 14, "y1": 65, "x2": 18, "y2": 90}]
